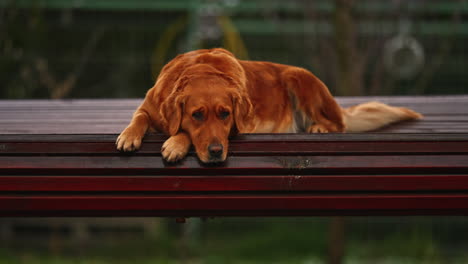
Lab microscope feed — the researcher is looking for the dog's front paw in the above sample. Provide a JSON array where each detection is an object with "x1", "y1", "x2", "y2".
[
  {"x1": 308, "y1": 124, "x2": 329, "y2": 133},
  {"x1": 116, "y1": 127, "x2": 143, "y2": 152},
  {"x1": 161, "y1": 135, "x2": 190, "y2": 162}
]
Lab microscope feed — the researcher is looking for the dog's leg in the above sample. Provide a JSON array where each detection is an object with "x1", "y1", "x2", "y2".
[
  {"x1": 282, "y1": 67, "x2": 345, "y2": 133},
  {"x1": 161, "y1": 132, "x2": 191, "y2": 162},
  {"x1": 116, "y1": 109, "x2": 150, "y2": 151}
]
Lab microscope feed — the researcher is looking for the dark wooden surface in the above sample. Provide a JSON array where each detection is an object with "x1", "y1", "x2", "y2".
[
  {"x1": 0, "y1": 95, "x2": 467, "y2": 134},
  {"x1": 1, "y1": 96, "x2": 468, "y2": 216}
]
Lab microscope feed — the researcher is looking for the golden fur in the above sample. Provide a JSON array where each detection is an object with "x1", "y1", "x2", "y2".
[{"x1": 117, "y1": 48, "x2": 422, "y2": 163}]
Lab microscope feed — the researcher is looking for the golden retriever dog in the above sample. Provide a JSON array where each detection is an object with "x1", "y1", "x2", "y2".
[{"x1": 116, "y1": 48, "x2": 422, "y2": 163}]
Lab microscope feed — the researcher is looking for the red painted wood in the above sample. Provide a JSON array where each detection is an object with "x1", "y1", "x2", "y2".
[
  {"x1": 0, "y1": 155, "x2": 467, "y2": 175},
  {"x1": 1, "y1": 97, "x2": 468, "y2": 216},
  {"x1": 1, "y1": 175, "x2": 468, "y2": 192},
  {"x1": 1, "y1": 141, "x2": 467, "y2": 155},
  {"x1": 1, "y1": 194, "x2": 468, "y2": 217}
]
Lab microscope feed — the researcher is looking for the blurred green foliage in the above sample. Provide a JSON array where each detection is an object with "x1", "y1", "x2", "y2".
[
  {"x1": 2, "y1": 217, "x2": 468, "y2": 263},
  {"x1": 1, "y1": 0, "x2": 468, "y2": 98}
]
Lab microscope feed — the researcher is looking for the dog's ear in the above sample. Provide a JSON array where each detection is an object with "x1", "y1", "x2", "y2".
[
  {"x1": 160, "y1": 93, "x2": 184, "y2": 136},
  {"x1": 231, "y1": 90, "x2": 255, "y2": 133},
  {"x1": 160, "y1": 77, "x2": 188, "y2": 136}
]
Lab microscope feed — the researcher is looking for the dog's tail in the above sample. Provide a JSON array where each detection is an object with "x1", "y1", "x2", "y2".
[{"x1": 342, "y1": 101, "x2": 423, "y2": 132}]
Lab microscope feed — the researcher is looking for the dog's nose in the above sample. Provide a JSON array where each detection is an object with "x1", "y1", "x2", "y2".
[{"x1": 208, "y1": 143, "x2": 223, "y2": 158}]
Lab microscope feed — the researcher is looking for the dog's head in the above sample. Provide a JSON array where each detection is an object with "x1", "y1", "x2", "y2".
[{"x1": 160, "y1": 70, "x2": 254, "y2": 163}]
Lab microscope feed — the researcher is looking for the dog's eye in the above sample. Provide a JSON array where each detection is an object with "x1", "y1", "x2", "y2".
[
  {"x1": 192, "y1": 111, "x2": 204, "y2": 121},
  {"x1": 219, "y1": 110, "x2": 230, "y2": 120}
]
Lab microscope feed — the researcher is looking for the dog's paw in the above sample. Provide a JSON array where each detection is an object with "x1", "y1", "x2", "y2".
[
  {"x1": 308, "y1": 124, "x2": 329, "y2": 133},
  {"x1": 161, "y1": 136, "x2": 190, "y2": 162},
  {"x1": 116, "y1": 127, "x2": 143, "y2": 152}
]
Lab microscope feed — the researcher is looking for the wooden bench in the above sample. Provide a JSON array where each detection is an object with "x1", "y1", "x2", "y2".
[{"x1": 1, "y1": 96, "x2": 468, "y2": 217}]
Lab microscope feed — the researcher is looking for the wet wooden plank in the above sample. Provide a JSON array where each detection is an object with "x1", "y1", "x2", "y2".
[
  {"x1": 1, "y1": 96, "x2": 468, "y2": 216},
  {"x1": 0, "y1": 96, "x2": 466, "y2": 134},
  {"x1": 1, "y1": 134, "x2": 468, "y2": 155},
  {"x1": 2, "y1": 174, "x2": 468, "y2": 192},
  {"x1": 1, "y1": 155, "x2": 467, "y2": 176},
  {"x1": 2, "y1": 133, "x2": 468, "y2": 142},
  {"x1": 2, "y1": 194, "x2": 468, "y2": 217}
]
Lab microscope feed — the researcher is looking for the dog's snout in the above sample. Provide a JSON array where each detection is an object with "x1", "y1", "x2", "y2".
[{"x1": 208, "y1": 143, "x2": 223, "y2": 157}]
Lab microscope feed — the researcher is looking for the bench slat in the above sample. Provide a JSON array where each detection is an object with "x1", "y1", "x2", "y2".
[
  {"x1": 1, "y1": 175, "x2": 468, "y2": 192},
  {"x1": 1, "y1": 97, "x2": 468, "y2": 216},
  {"x1": 1, "y1": 155, "x2": 467, "y2": 175},
  {"x1": 2, "y1": 194, "x2": 468, "y2": 217},
  {"x1": 1, "y1": 138, "x2": 468, "y2": 154},
  {"x1": 1, "y1": 96, "x2": 467, "y2": 134}
]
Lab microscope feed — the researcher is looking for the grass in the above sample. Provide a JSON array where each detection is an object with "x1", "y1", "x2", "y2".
[{"x1": 1, "y1": 217, "x2": 468, "y2": 264}]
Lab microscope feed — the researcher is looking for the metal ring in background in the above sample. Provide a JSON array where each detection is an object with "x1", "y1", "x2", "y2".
[{"x1": 383, "y1": 35, "x2": 425, "y2": 80}]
